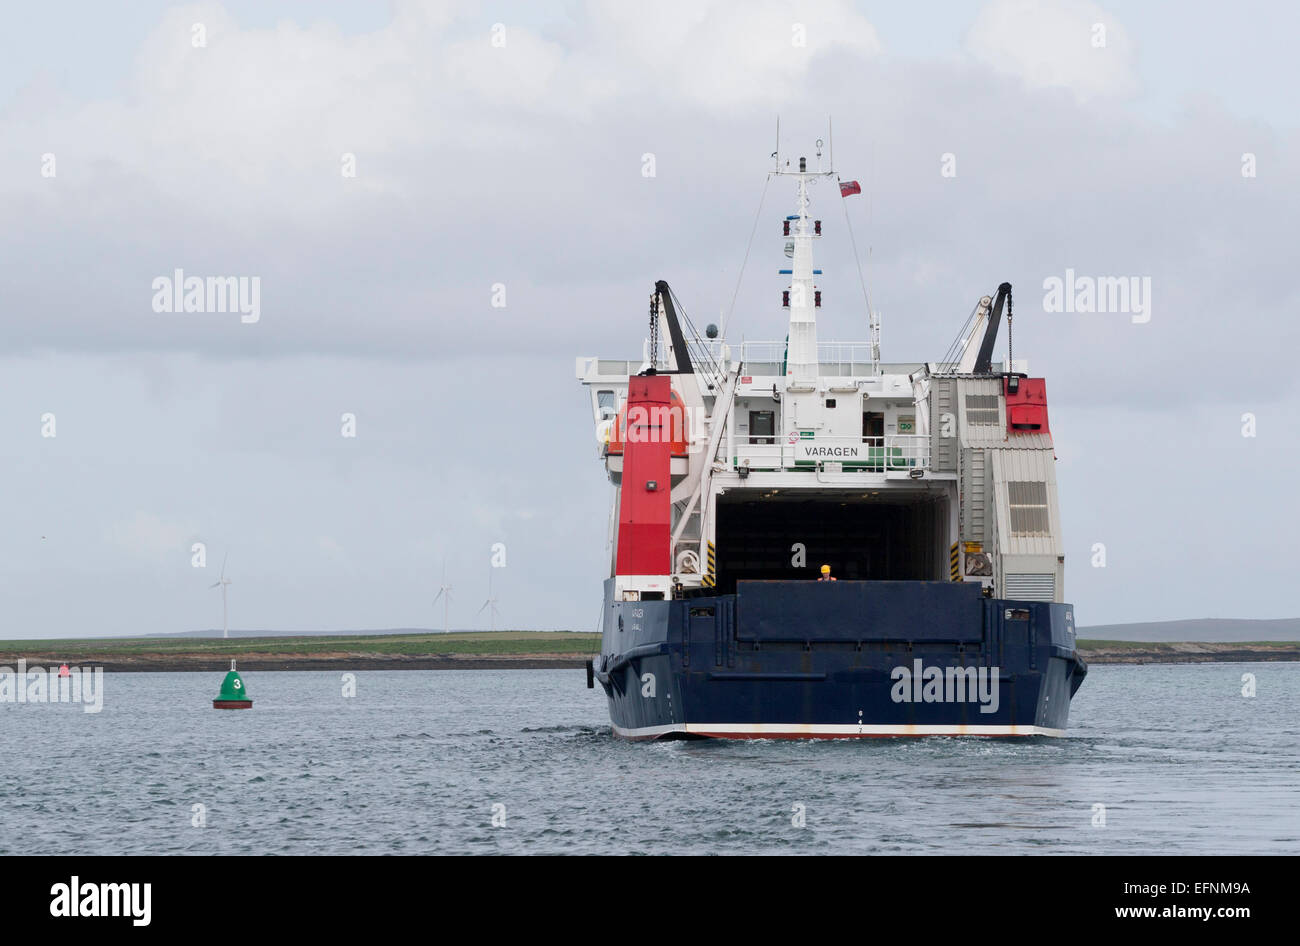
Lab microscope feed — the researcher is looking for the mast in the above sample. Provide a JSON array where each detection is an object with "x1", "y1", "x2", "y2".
[{"x1": 785, "y1": 162, "x2": 818, "y2": 387}]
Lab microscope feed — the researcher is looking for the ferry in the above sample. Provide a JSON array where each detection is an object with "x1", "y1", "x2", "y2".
[{"x1": 576, "y1": 142, "x2": 1087, "y2": 739}]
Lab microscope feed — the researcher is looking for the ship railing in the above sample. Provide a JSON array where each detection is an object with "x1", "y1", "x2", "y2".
[
  {"x1": 733, "y1": 435, "x2": 931, "y2": 473},
  {"x1": 611, "y1": 338, "x2": 910, "y2": 379},
  {"x1": 735, "y1": 340, "x2": 879, "y2": 375},
  {"x1": 596, "y1": 341, "x2": 919, "y2": 382}
]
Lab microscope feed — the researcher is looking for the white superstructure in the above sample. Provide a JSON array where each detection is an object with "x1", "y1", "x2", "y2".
[{"x1": 577, "y1": 149, "x2": 1064, "y2": 605}]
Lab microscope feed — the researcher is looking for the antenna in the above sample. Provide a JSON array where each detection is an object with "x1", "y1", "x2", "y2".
[
  {"x1": 432, "y1": 561, "x2": 453, "y2": 634},
  {"x1": 209, "y1": 551, "x2": 233, "y2": 639},
  {"x1": 871, "y1": 306, "x2": 882, "y2": 369},
  {"x1": 773, "y1": 115, "x2": 781, "y2": 170},
  {"x1": 828, "y1": 117, "x2": 834, "y2": 174}
]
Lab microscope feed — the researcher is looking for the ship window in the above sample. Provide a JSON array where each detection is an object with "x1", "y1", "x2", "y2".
[
  {"x1": 596, "y1": 390, "x2": 617, "y2": 419},
  {"x1": 862, "y1": 411, "x2": 884, "y2": 439},
  {"x1": 825, "y1": 398, "x2": 837, "y2": 408},
  {"x1": 1007, "y1": 481, "x2": 1049, "y2": 535},
  {"x1": 965, "y1": 394, "x2": 999, "y2": 425},
  {"x1": 749, "y1": 410, "x2": 774, "y2": 444}
]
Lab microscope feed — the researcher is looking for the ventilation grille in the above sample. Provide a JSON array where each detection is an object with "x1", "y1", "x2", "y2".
[
  {"x1": 1007, "y1": 480, "x2": 1049, "y2": 535},
  {"x1": 965, "y1": 394, "x2": 999, "y2": 425},
  {"x1": 1005, "y1": 573, "x2": 1055, "y2": 601}
]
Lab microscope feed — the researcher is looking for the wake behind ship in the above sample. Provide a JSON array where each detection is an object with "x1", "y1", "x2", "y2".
[{"x1": 576, "y1": 144, "x2": 1086, "y2": 739}]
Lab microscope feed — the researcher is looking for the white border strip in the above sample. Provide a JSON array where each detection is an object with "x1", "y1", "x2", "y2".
[{"x1": 612, "y1": 721, "x2": 1066, "y2": 740}]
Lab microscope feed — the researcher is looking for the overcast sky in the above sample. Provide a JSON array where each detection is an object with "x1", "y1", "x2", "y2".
[{"x1": 2, "y1": 0, "x2": 1297, "y2": 637}]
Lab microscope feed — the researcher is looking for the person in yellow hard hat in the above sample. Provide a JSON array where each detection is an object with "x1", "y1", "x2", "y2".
[{"x1": 818, "y1": 564, "x2": 837, "y2": 581}]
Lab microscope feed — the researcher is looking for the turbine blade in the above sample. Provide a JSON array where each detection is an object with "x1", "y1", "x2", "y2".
[
  {"x1": 477, "y1": 601, "x2": 490, "y2": 615},
  {"x1": 433, "y1": 589, "x2": 444, "y2": 604},
  {"x1": 220, "y1": 551, "x2": 228, "y2": 580},
  {"x1": 210, "y1": 582, "x2": 221, "y2": 589}
]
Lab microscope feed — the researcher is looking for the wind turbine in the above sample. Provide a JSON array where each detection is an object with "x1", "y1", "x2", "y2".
[
  {"x1": 210, "y1": 552, "x2": 232, "y2": 639},
  {"x1": 477, "y1": 567, "x2": 501, "y2": 632},
  {"x1": 432, "y1": 562, "x2": 453, "y2": 634}
]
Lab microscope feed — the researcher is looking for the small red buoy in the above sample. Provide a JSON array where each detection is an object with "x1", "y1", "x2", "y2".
[{"x1": 58, "y1": 664, "x2": 70, "y2": 678}]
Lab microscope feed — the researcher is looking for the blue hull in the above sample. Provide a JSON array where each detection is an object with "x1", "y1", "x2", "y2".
[{"x1": 593, "y1": 580, "x2": 1087, "y2": 739}]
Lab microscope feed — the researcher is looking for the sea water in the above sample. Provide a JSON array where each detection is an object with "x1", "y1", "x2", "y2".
[{"x1": 1, "y1": 664, "x2": 1295, "y2": 854}]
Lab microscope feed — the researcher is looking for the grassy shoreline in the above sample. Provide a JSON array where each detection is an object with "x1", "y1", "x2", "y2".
[
  {"x1": 1, "y1": 632, "x2": 1297, "y2": 671},
  {"x1": 0, "y1": 632, "x2": 597, "y2": 672}
]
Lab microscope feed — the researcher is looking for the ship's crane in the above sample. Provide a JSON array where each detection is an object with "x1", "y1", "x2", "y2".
[
  {"x1": 647, "y1": 280, "x2": 695, "y2": 376},
  {"x1": 955, "y1": 281, "x2": 1012, "y2": 375}
]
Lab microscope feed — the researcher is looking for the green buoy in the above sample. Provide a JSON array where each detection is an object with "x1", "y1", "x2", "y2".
[{"x1": 213, "y1": 659, "x2": 253, "y2": 710}]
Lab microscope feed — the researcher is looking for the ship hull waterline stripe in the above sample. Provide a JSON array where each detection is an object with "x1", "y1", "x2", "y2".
[{"x1": 610, "y1": 722, "x2": 1066, "y2": 740}]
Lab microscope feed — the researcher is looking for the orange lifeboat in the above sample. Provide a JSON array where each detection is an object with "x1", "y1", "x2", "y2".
[{"x1": 607, "y1": 385, "x2": 689, "y2": 457}]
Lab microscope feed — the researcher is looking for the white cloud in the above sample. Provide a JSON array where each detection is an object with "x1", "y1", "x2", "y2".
[
  {"x1": 583, "y1": 0, "x2": 882, "y2": 109},
  {"x1": 965, "y1": 0, "x2": 1138, "y2": 102},
  {"x1": 1, "y1": 0, "x2": 884, "y2": 214}
]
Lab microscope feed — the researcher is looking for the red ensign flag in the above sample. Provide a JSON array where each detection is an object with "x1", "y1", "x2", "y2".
[{"x1": 839, "y1": 180, "x2": 862, "y2": 197}]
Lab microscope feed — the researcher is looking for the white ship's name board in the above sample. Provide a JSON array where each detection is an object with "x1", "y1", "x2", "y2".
[{"x1": 797, "y1": 443, "x2": 860, "y2": 459}]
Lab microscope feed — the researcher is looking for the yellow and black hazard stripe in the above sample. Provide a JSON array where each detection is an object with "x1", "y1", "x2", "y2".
[
  {"x1": 702, "y1": 541, "x2": 717, "y2": 587},
  {"x1": 949, "y1": 542, "x2": 962, "y2": 582}
]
